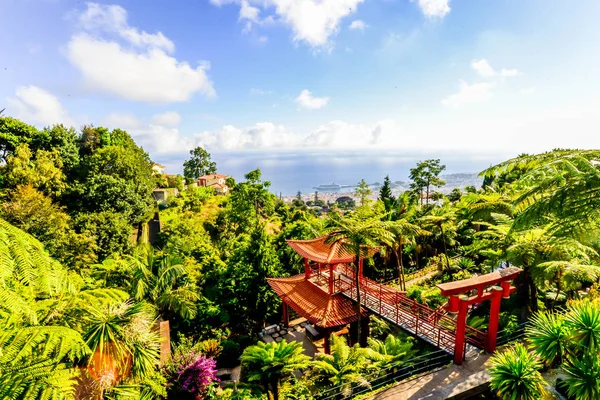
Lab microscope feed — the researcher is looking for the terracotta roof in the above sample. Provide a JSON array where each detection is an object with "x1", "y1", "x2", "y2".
[
  {"x1": 286, "y1": 235, "x2": 378, "y2": 264},
  {"x1": 267, "y1": 275, "x2": 362, "y2": 328},
  {"x1": 198, "y1": 174, "x2": 229, "y2": 180},
  {"x1": 436, "y1": 266, "x2": 523, "y2": 296},
  {"x1": 208, "y1": 182, "x2": 227, "y2": 189}
]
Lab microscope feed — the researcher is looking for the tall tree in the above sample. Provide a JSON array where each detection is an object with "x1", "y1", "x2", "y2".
[
  {"x1": 409, "y1": 159, "x2": 446, "y2": 205},
  {"x1": 0, "y1": 116, "x2": 47, "y2": 163},
  {"x1": 325, "y1": 208, "x2": 395, "y2": 343},
  {"x1": 355, "y1": 178, "x2": 372, "y2": 205},
  {"x1": 183, "y1": 146, "x2": 217, "y2": 182},
  {"x1": 379, "y1": 175, "x2": 394, "y2": 211},
  {"x1": 227, "y1": 169, "x2": 275, "y2": 232}
]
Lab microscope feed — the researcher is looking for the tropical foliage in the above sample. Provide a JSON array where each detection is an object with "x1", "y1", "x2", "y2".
[{"x1": 3, "y1": 114, "x2": 600, "y2": 399}]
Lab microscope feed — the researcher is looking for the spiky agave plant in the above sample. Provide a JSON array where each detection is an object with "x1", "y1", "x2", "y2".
[
  {"x1": 560, "y1": 353, "x2": 600, "y2": 400},
  {"x1": 526, "y1": 311, "x2": 570, "y2": 368},
  {"x1": 489, "y1": 343, "x2": 545, "y2": 400}
]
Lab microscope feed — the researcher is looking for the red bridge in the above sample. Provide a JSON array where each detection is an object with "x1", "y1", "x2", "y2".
[{"x1": 268, "y1": 235, "x2": 521, "y2": 364}]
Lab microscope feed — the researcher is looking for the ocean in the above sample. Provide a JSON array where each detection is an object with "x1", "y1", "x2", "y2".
[{"x1": 210, "y1": 150, "x2": 504, "y2": 196}]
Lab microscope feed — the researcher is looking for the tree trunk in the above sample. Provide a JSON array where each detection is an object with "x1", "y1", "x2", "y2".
[
  {"x1": 355, "y1": 254, "x2": 362, "y2": 346},
  {"x1": 271, "y1": 378, "x2": 279, "y2": 400},
  {"x1": 440, "y1": 225, "x2": 450, "y2": 271},
  {"x1": 394, "y1": 247, "x2": 402, "y2": 290}
]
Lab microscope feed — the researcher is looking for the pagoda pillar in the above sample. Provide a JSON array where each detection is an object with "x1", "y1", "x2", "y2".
[
  {"x1": 358, "y1": 259, "x2": 363, "y2": 279},
  {"x1": 328, "y1": 264, "x2": 334, "y2": 294},
  {"x1": 304, "y1": 258, "x2": 310, "y2": 279},
  {"x1": 360, "y1": 315, "x2": 370, "y2": 347},
  {"x1": 282, "y1": 302, "x2": 289, "y2": 328},
  {"x1": 323, "y1": 331, "x2": 331, "y2": 354},
  {"x1": 486, "y1": 286, "x2": 504, "y2": 353}
]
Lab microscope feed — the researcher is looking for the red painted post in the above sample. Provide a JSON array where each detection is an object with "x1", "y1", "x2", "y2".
[
  {"x1": 359, "y1": 258, "x2": 363, "y2": 279},
  {"x1": 448, "y1": 295, "x2": 460, "y2": 314},
  {"x1": 454, "y1": 295, "x2": 469, "y2": 365},
  {"x1": 501, "y1": 280, "x2": 512, "y2": 299},
  {"x1": 304, "y1": 258, "x2": 310, "y2": 279},
  {"x1": 486, "y1": 286, "x2": 504, "y2": 353}
]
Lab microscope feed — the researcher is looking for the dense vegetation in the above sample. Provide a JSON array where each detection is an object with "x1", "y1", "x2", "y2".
[{"x1": 2, "y1": 115, "x2": 600, "y2": 399}]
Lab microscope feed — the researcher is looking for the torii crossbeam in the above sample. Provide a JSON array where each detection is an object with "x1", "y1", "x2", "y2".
[{"x1": 437, "y1": 266, "x2": 522, "y2": 364}]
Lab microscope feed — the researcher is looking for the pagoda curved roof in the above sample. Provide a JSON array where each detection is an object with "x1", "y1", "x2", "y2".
[
  {"x1": 286, "y1": 235, "x2": 378, "y2": 264},
  {"x1": 267, "y1": 275, "x2": 363, "y2": 328}
]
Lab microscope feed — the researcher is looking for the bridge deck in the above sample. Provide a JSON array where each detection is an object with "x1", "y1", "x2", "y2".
[{"x1": 313, "y1": 268, "x2": 486, "y2": 356}]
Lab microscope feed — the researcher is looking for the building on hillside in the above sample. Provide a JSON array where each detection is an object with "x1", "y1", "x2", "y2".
[
  {"x1": 152, "y1": 163, "x2": 165, "y2": 175},
  {"x1": 198, "y1": 173, "x2": 230, "y2": 195}
]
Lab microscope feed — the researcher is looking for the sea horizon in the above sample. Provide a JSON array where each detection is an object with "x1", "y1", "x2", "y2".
[{"x1": 201, "y1": 150, "x2": 501, "y2": 196}]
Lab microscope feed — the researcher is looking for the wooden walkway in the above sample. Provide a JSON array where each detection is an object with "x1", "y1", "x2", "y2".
[
  {"x1": 330, "y1": 271, "x2": 486, "y2": 356},
  {"x1": 371, "y1": 352, "x2": 491, "y2": 400}
]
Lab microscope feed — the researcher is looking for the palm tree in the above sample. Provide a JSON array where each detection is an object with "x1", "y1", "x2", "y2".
[
  {"x1": 483, "y1": 150, "x2": 600, "y2": 233},
  {"x1": 367, "y1": 334, "x2": 416, "y2": 369},
  {"x1": 325, "y1": 208, "x2": 396, "y2": 343},
  {"x1": 123, "y1": 247, "x2": 199, "y2": 320},
  {"x1": 385, "y1": 194, "x2": 429, "y2": 290},
  {"x1": 489, "y1": 343, "x2": 545, "y2": 400},
  {"x1": 83, "y1": 300, "x2": 161, "y2": 388},
  {"x1": 310, "y1": 335, "x2": 374, "y2": 397},
  {"x1": 241, "y1": 340, "x2": 310, "y2": 400},
  {"x1": 526, "y1": 311, "x2": 569, "y2": 367},
  {"x1": 421, "y1": 204, "x2": 456, "y2": 271},
  {"x1": 0, "y1": 326, "x2": 89, "y2": 400}
]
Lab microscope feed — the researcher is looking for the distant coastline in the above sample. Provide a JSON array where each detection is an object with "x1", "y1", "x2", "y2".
[{"x1": 282, "y1": 172, "x2": 483, "y2": 202}]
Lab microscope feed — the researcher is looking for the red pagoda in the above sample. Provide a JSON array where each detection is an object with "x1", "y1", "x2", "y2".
[{"x1": 267, "y1": 235, "x2": 376, "y2": 353}]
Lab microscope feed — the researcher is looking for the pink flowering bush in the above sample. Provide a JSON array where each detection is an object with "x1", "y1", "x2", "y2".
[{"x1": 162, "y1": 350, "x2": 219, "y2": 399}]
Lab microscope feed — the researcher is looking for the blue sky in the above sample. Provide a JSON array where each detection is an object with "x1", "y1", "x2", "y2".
[{"x1": 1, "y1": 0, "x2": 600, "y2": 175}]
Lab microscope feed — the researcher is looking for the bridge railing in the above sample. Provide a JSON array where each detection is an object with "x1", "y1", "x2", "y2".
[
  {"x1": 315, "y1": 349, "x2": 453, "y2": 400},
  {"x1": 337, "y1": 275, "x2": 488, "y2": 351}
]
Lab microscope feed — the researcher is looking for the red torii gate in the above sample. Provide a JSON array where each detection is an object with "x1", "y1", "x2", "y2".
[{"x1": 437, "y1": 266, "x2": 522, "y2": 364}]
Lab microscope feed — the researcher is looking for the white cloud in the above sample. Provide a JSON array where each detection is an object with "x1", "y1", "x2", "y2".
[
  {"x1": 412, "y1": 0, "x2": 450, "y2": 18},
  {"x1": 471, "y1": 59, "x2": 496, "y2": 77},
  {"x1": 151, "y1": 111, "x2": 181, "y2": 127},
  {"x1": 441, "y1": 81, "x2": 494, "y2": 107},
  {"x1": 349, "y1": 20, "x2": 367, "y2": 31},
  {"x1": 7, "y1": 86, "x2": 75, "y2": 127},
  {"x1": 102, "y1": 112, "x2": 142, "y2": 129},
  {"x1": 500, "y1": 68, "x2": 519, "y2": 77},
  {"x1": 521, "y1": 86, "x2": 536, "y2": 95},
  {"x1": 66, "y1": 3, "x2": 215, "y2": 103},
  {"x1": 212, "y1": 0, "x2": 363, "y2": 48},
  {"x1": 295, "y1": 89, "x2": 329, "y2": 109},
  {"x1": 101, "y1": 112, "x2": 193, "y2": 154},
  {"x1": 77, "y1": 3, "x2": 175, "y2": 52},
  {"x1": 239, "y1": 0, "x2": 261, "y2": 22},
  {"x1": 471, "y1": 59, "x2": 520, "y2": 78},
  {"x1": 196, "y1": 122, "x2": 297, "y2": 150}
]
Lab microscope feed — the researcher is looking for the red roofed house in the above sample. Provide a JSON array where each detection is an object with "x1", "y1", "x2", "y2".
[{"x1": 197, "y1": 173, "x2": 230, "y2": 195}]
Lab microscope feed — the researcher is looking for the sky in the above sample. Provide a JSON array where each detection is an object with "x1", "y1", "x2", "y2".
[{"x1": 1, "y1": 0, "x2": 600, "y2": 178}]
